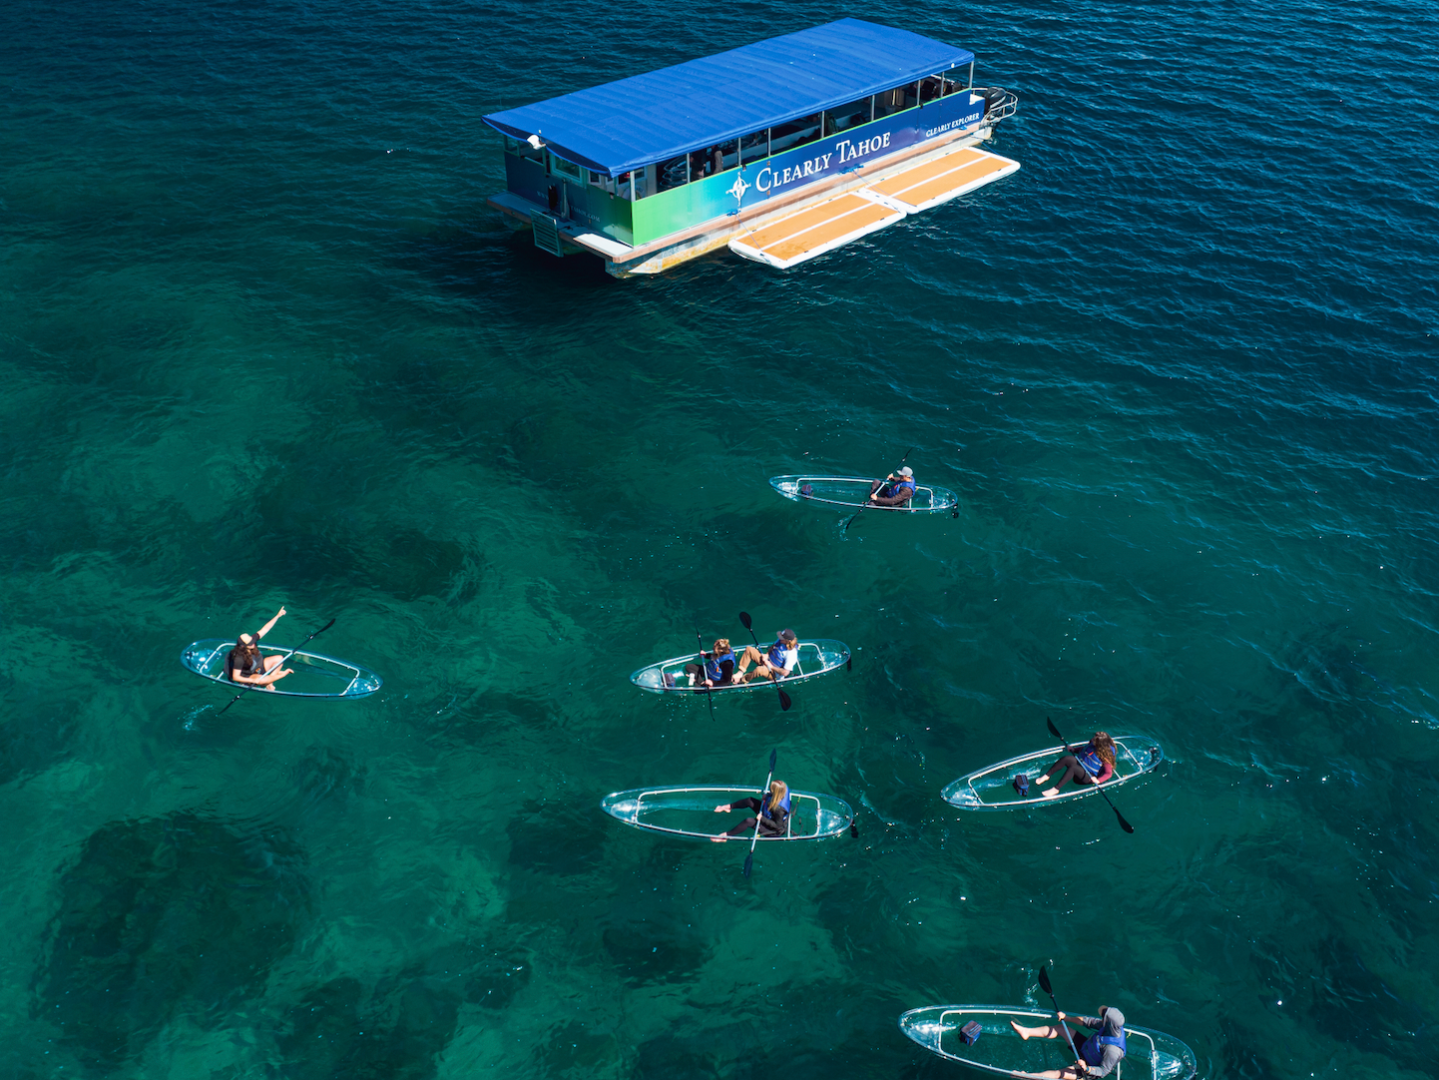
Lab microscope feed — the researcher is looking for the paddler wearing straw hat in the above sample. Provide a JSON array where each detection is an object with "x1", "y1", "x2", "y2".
[
  {"x1": 1009, "y1": 1006, "x2": 1128, "y2": 1078},
  {"x1": 868, "y1": 466, "x2": 916, "y2": 506}
]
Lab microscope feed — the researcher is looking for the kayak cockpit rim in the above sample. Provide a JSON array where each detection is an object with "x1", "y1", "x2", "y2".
[
  {"x1": 484, "y1": 19, "x2": 1013, "y2": 256},
  {"x1": 601, "y1": 785, "x2": 855, "y2": 840},
  {"x1": 179, "y1": 638, "x2": 382, "y2": 699},
  {"x1": 942, "y1": 735, "x2": 1163, "y2": 810}
]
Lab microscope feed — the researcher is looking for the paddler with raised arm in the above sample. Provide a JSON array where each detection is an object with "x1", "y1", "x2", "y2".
[
  {"x1": 868, "y1": 465, "x2": 917, "y2": 507},
  {"x1": 711, "y1": 780, "x2": 792, "y2": 841},
  {"x1": 1009, "y1": 1006, "x2": 1128, "y2": 1078},
  {"x1": 225, "y1": 606, "x2": 294, "y2": 690},
  {"x1": 733, "y1": 628, "x2": 799, "y2": 683}
]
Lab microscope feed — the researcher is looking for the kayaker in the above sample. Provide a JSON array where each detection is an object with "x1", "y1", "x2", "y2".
[
  {"x1": 868, "y1": 466, "x2": 917, "y2": 507},
  {"x1": 1009, "y1": 1006, "x2": 1127, "y2": 1078},
  {"x1": 1033, "y1": 731, "x2": 1118, "y2": 798},
  {"x1": 734, "y1": 629, "x2": 800, "y2": 683},
  {"x1": 711, "y1": 780, "x2": 792, "y2": 840},
  {"x1": 684, "y1": 638, "x2": 737, "y2": 690},
  {"x1": 225, "y1": 606, "x2": 294, "y2": 689}
]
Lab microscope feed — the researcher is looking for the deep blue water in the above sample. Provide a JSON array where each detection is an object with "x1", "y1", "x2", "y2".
[{"x1": 1, "y1": 1, "x2": 1437, "y2": 1077}]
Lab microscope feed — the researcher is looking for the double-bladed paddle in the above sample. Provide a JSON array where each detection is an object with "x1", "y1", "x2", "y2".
[
  {"x1": 695, "y1": 628, "x2": 717, "y2": 721},
  {"x1": 216, "y1": 618, "x2": 336, "y2": 715},
  {"x1": 1047, "y1": 716, "x2": 1134, "y2": 834},
  {"x1": 841, "y1": 445, "x2": 916, "y2": 533},
  {"x1": 738, "y1": 611, "x2": 792, "y2": 712},
  {"x1": 743, "y1": 748, "x2": 778, "y2": 878},
  {"x1": 1037, "y1": 966, "x2": 1083, "y2": 1067}
]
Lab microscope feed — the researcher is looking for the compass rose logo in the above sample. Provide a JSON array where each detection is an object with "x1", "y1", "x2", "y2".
[{"x1": 726, "y1": 173, "x2": 750, "y2": 205}]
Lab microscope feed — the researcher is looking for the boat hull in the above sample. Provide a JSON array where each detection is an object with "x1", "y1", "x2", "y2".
[
  {"x1": 601, "y1": 785, "x2": 854, "y2": 840},
  {"x1": 941, "y1": 735, "x2": 1163, "y2": 810},
  {"x1": 180, "y1": 639, "x2": 382, "y2": 700},
  {"x1": 899, "y1": 1005, "x2": 1197, "y2": 1080},
  {"x1": 630, "y1": 638, "x2": 850, "y2": 694},
  {"x1": 769, "y1": 475, "x2": 958, "y2": 512}
]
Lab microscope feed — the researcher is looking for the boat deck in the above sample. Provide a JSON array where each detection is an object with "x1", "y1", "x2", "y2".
[
  {"x1": 488, "y1": 126, "x2": 1018, "y2": 276},
  {"x1": 730, "y1": 145, "x2": 1019, "y2": 268}
]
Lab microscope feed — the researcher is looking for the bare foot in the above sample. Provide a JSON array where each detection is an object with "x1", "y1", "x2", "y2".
[
  {"x1": 1010, "y1": 1020, "x2": 1029, "y2": 1040},
  {"x1": 1041, "y1": 787, "x2": 1060, "y2": 798},
  {"x1": 711, "y1": 835, "x2": 728, "y2": 843},
  {"x1": 714, "y1": 805, "x2": 728, "y2": 813}
]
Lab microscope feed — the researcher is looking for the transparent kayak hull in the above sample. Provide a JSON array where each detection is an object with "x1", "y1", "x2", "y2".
[
  {"x1": 941, "y1": 735, "x2": 1163, "y2": 810},
  {"x1": 601, "y1": 785, "x2": 854, "y2": 841},
  {"x1": 769, "y1": 475, "x2": 958, "y2": 513},
  {"x1": 180, "y1": 639, "x2": 382, "y2": 699},
  {"x1": 900, "y1": 1005, "x2": 1196, "y2": 1080},
  {"x1": 630, "y1": 639, "x2": 850, "y2": 695}
]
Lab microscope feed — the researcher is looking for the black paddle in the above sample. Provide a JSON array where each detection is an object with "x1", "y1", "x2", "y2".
[
  {"x1": 841, "y1": 445, "x2": 916, "y2": 533},
  {"x1": 695, "y1": 628, "x2": 717, "y2": 721},
  {"x1": 216, "y1": 618, "x2": 336, "y2": 715},
  {"x1": 738, "y1": 611, "x2": 792, "y2": 712},
  {"x1": 743, "y1": 748, "x2": 778, "y2": 878},
  {"x1": 1037, "y1": 966, "x2": 1083, "y2": 1067},
  {"x1": 1046, "y1": 716, "x2": 1134, "y2": 834}
]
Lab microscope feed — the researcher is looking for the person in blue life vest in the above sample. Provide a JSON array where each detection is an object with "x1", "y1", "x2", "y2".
[
  {"x1": 225, "y1": 606, "x2": 293, "y2": 689},
  {"x1": 1030, "y1": 732, "x2": 1117, "y2": 798},
  {"x1": 711, "y1": 780, "x2": 792, "y2": 841},
  {"x1": 683, "y1": 638, "x2": 736, "y2": 690},
  {"x1": 868, "y1": 465, "x2": 917, "y2": 507},
  {"x1": 733, "y1": 628, "x2": 800, "y2": 683},
  {"x1": 1009, "y1": 1006, "x2": 1128, "y2": 1078}
]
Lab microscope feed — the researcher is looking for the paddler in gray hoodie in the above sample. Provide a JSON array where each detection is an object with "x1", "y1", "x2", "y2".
[{"x1": 1009, "y1": 1006, "x2": 1127, "y2": 1078}]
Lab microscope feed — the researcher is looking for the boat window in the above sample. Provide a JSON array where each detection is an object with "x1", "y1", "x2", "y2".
[
  {"x1": 740, "y1": 129, "x2": 769, "y2": 161},
  {"x1": 920, "y1": 76, "x2": 945, "y2": 103},
  {"x1": 657, "y1": 154, "x2": 690, "y2": 191},
  {"x1": 550, "y1": 153, "x2": 582, "y2": 181},
  {"x1": 589, "y1": 170, "x2": 616, "y2": 193},
  {"x1": 940, "y1": 70, "x2": 970, "y2": 96},
  {"x1": 823, "y1": 97, "x2": 872, "y2": 135},
  {"x1": 704, "y1": 139, "x2": 738, "y2": 174},
  {"x1": 873, "y1": 83, "x2": 919, "y2": 120},
  {"x1": 769, "y1": 113, "x2": 822, "y2": 155},
  {"x1": 508, "y1": 136, "x2": 544, "y2": 162}
]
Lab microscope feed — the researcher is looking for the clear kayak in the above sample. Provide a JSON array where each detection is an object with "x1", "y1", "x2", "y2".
[
  {"x1": 769, "y1": 474, "x2": 959, "y2": 513},
  {"x1": 899, "y1": 1005, "x2": 1197, "y2": 1080},
  {"x1": 180, "y1": 639, "x2": 382, "y2": 700},
  {"x1": 941, "y1": 735, "x2": 1163, "y2": 810},
  {"x1": 630, "y1": 639, "x2": 850, "y2": 694},
  {"x1": 601, "y1": 785, "x2": 854, "y2": 840}
]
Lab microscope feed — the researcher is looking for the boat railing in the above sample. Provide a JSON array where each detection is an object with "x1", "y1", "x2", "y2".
[{"x1": 974, "y1": 86, "x2": 1018, "y2": 126}]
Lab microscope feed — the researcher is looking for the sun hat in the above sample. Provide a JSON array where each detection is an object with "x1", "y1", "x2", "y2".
[
  {"x1": 777, "y1": 629, "x2": 797, "y2": 643},
  {"x1": 897, "y1": 466, "x2": 913, "y2": 477}
]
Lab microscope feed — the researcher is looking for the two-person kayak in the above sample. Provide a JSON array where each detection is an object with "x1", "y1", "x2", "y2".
[
  {"x1": 898, "y1": 1005, "x2": 1197, "y2": 1080},
  {"x1": 942, "y1": 735, "x2": 1163, "y2": 810},
  {"x1": 180, "y1": 639, "x2": 382, "y2": 699},
  {"x1": 770, "y1": 475, "x2": 959, "y2": 513},
  {"x1": 630, "y1": 638, "x2": 850, "y2": 694}
]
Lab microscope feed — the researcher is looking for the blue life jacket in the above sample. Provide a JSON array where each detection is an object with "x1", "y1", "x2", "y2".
[
  {"x1": 767, "y1": 640, "x2": 792, "y2": 668},
  {"x1": 894, "y1": 479, "x2": 916, "y2": 498},
  {"x1": 1076, "y1": 745, "x2": 1104, "y2": 777},
  {"x1": 761, "y1": 791, "x2": 792, "y2": 820},
  {"x1": 1080, "y1": 1030, "x2": 1126, "y2": 1066},
  {"x1": 704, "y1": 649, "x2": 735, "y2": 682}
]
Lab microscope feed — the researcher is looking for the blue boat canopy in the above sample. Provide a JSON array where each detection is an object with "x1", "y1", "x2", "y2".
[{"x1": 483, "y1": 19, "x2": 975, "y2": 178}]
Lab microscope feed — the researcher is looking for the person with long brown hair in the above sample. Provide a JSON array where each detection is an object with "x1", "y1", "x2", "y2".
[
  {"x1": 1032, "y1": 732, "x2": 1117, "y2": 798},
  {"x1": 225, "y1": 606, "x2": 293, "y2": 690},
  {"x1": 711, "y1": 780, "x2": 791, "y2": 840}
]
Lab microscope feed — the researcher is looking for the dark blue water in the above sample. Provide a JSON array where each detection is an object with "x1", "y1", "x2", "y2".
[{"x1": 2, "y1": 1, "x2": 1436, "y2": 1077}]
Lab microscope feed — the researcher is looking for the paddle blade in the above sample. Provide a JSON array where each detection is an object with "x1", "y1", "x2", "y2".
[
  {"x1": 777, "y1": 689, "x2": 792, "y2": 712},
  {"x1": 846, "y1": 657, "x2": 852, "y2": 672},
  {"x1": 849, "y1": 822, "x2": 859, "y2": 838},
  {"x1": 1046, "y1": 716, "x2": 1063, "y2": 740},
  {"x1": 739, "y1": 611, "x2": 753, "y2": 630},
  {"x1": 1038, "y1": 966, "x2": 1053, "y2": 996},
  {"x1": 1114, "y1": 806, "x2": 1135, "y2": 834},
  {"x1": 769, "y1": 748, "x2": 778, "y2": 771},
  {"x1": 743, "y1": 852, "x2": 754, "y2": 878}
]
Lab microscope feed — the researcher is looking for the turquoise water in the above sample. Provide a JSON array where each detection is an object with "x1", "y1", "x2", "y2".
[{"x1": 2, "y1": 1, "x2": 1436, "y2": 1077}]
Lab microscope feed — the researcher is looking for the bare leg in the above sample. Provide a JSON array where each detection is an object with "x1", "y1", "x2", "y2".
[
  {"x1": 260, "y1": 654, "x2": 284, "y2": 691},
  {"x1": 1010, "y1": 1020, "x2": 1079, "y2": 1043}
]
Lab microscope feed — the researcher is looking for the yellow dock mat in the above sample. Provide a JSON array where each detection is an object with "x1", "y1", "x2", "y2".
[
  {"x1": 866, "y1": 147, "x2": 1020, "y2": 213},
  {"x1": 728, "y1": 191, "x2": 904, "y2": 270}
]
